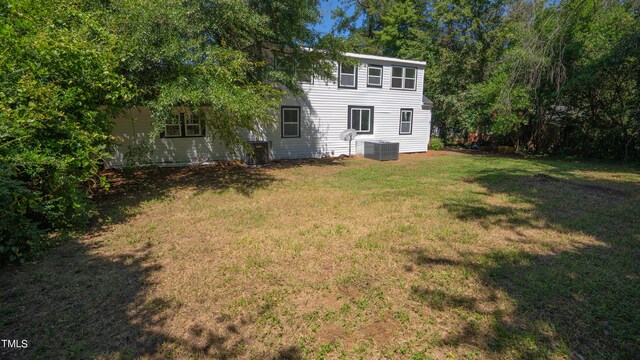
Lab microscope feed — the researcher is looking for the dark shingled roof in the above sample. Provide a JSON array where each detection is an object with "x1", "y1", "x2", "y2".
[{"x1": 422, "y1": 96, "x2": 433, "y2": 106}]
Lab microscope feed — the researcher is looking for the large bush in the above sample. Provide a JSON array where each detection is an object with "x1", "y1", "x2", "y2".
[
  {"x1": 0, "y1": 1, "x2": 130, "y2": 263},
  {"x1": 0, "y1": 165, "x2": 46, "y2": 263}
]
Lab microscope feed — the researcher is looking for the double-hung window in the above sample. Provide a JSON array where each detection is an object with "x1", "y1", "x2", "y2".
[
  {"x1": 399, "y1": 109, "x2": 413, "y2": 135},
  {"x1": 391, "y1": 66, "x2": 417, "y2": 90},
  {"x1": 367, "y1": 65, "x2": 383, "y2": 87},
  {"x1": 348, "y1": 106, "x2": 374, "y2": 134},
  {"x1": 161, "y1": 112, "x2": 204, "y2": 138},
  {"x1": 185, "y1": 114, "x2": 202, "y2": 136},
  {"x1": 339, "y1": 63, "x2": 357, "y2": 88},
  {"x1": 281, "y1": 106, "x2": 301, "y2": 138},
  {"x1": 163, "y1": 114, "x2": 183, "y2": 138}
]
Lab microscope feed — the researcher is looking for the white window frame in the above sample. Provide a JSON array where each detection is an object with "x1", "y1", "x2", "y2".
[
  {"x1": 281, "y1": 106, "x2": 301, "y2": 138},
  {"x1": 338, "y1": 63, "x2": 357, "y2": 89},
  {"x1": 390, "y1": 66, "x2": 417, "y2": 90},
  {"x1": 399, "y1": 108, "x2": 413, "y2": 135},
  {"x1": 367, "y1": 65, "x2": 383, "y2": 87},
  {"x1": 348, "y1": 106, "x2": 374, "y2": 134},
  {"x1": 163, "y1": 114, "x2": 183, "y2": 138},
  {"x1": 184, "y1": 114, "x2": 203, "y2": 136}
]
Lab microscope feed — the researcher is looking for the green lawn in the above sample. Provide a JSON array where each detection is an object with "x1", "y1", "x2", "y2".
[{"x1": 1, "y1": 152, "x2": 639, "y2": 359}]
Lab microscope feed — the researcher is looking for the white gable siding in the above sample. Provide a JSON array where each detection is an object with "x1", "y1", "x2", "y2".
[
  {"x1": 108, "y1": 55, "x2": 431, "y2": 167},
  {"x1": 268, "y1": 60, "x2": 430, "y2": 159}
]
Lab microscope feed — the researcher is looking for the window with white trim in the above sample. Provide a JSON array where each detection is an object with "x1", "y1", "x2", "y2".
[
  {"x1": 348, "y1": 106, "x2": 373, "y2": 134},
  {"x1": 391, "y1": 66, "x2": 417, "y2": 90},
  {"x1": 339, "y1": 63, "x2": 357, "y2": 88},
  {"x1": 161, "y1": 112, "x2": 205, "y2": 138},
  {"x1": 281, "y1": 106, "x2": 300, "y2": 138},
  {"x1": 367, "y1": 65, "x2": 383, "y2": 87},
  {"x1": 164, "y1": 114, "x2": 182, "y2": 137},
  {"x1": 185, "y1": 114, "x2": 202, "y2": 136},
  {"x1": 399, "y1": 109, "x2": 413, "y2": 135}
]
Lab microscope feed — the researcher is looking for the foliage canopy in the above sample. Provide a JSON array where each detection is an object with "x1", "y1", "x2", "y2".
[
  {"x1": 333, "y1": 0, "x2": 640, "y2": 160},
  {"x1": 0, "y1": 0, "x2": 345, "y2": 263}
]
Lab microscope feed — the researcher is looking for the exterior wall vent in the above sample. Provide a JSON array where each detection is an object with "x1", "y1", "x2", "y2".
[{"x1": 364, "y1": 141, "x2": 399, "y2": 161}]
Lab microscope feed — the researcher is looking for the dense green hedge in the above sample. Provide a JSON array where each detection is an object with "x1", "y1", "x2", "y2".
[{"x1": 0, "y1": 2, "x2": 126, "y2": 263}]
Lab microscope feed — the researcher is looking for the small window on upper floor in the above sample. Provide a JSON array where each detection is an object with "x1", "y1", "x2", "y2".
[
  {"x1": 274, "y1": 53, "x2": 295, "y2": 77},
  {"x1": 367, "y1": 65, "x2": 383, "y2": 88},
  {"x1": 339, "y1": 63, "x2": 357, "y2": 89},
  {"x1": 275, "y1": 53, "x2": 313, "y2": 84},
  {"x1": 297, "y1": 66, "x2": 314, "y2": 84},
  {"x1": 391, "y1": 66, "x2": 417, "y2": 90}
]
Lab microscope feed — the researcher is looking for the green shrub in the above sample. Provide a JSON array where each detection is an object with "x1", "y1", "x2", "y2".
[
  {"x1": 0, "y1": 165, "x2": 47, "y2": 263},
  {"x1": 0, "y1": 1, "x2": 127, "y2": 263},
  {"x1": 429, "y1": 137, "x2": 444, "y2": 150}
]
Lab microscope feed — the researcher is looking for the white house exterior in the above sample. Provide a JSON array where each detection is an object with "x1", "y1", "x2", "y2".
[{"x1": 108, "y1": 52, "x2": 432, "y2": 167}]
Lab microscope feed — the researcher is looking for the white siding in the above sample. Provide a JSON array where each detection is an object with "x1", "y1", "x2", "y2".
[
  {"x1": 108, "y1": 56, "x2": 432, "y2": 167},
  {"x1": 273, "y1": 60, "x2": 431, "y2": 158},
  {"x1": 108, "y1": 107, "x2": 232, "y2": 167}
]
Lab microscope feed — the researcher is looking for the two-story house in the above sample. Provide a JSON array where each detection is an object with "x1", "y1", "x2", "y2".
[{"x1": 108, "y1": 52, "x2": 433, "y2": 166}]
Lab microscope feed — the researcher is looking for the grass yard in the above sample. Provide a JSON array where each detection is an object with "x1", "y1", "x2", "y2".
[{"x1": 1, "y1": 151, "x2": 639, "y2": 359}]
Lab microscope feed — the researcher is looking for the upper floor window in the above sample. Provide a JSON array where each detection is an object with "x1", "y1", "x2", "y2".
[
  {"x1": 391, "y1": 66, "x2": 417, "y2": 90},
  {"x1": 348, "y1": 106, "x2": 374, "y2": 134},
  {"x1": 281, "y1": 106, "x2": 301, "y2": 138},
  {"x1": 339, "y1": 63, "x2": 357, "y2": 88},
  {"x1": 367, "y1": 65, "x2": 383, "y2": 87},
  {"x1": 399, "y1": 109, "x2": 413, "y2": 135},
  {"x1": 274, "y1": 53, "x2": 313, "y2": 84}
]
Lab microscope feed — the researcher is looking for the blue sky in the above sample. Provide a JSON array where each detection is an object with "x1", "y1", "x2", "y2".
[{"x1": 312, "y1": 0, "x2": 346, "y2": 34}]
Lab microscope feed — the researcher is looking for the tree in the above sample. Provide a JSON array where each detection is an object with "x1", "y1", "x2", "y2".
[
  {"x1": 0, "y1": 0, "x2": 131, "y2": 262},
  {"x1": 106, "y1": 0, "x2": 347, "y2": 154},
  {"x1": 0, "y1": 0, "x2": 345, "y2": 263},
  {"x1": 333, "y1": 0, "x2": 639, "y2": 159}
]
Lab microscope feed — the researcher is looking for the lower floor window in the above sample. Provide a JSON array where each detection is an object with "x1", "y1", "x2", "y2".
[
  {"x1": 185, "y1": 114, "x2": 202, "y2": 136},
  {"x1": 399, "y1": 109, "x2": 413, "y2": 135},
  {"x1": 164, "y1": 114, "x2": 182, "y2": 137},
  {"x1": 161, "y1": 112, "x2": 204, "y2": 138},
  {"x1": 348, "y1": 106, "x2": 374, "y2": 134},
  {"x1": 281, "y1": 106, "x2": 301, "y2": 138}
]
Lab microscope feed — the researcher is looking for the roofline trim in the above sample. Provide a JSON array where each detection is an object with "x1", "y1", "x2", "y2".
[{"x1": 343, "y1": 52, "x2": 426, "y2": 66}]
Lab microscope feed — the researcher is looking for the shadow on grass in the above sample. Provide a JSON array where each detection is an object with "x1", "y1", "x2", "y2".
[
  {"x1": 0, "y1": 236, "x2": 302, "y2": 359},
  {"x1": 0, "y1": 159, "x2": 340, "y2": 359},
  {"x1": 406, "y1": 168, "x2": 640, "y2": 358},
  {"x1": 92, "y1": 157, "x2": 346, "y2": 229}
]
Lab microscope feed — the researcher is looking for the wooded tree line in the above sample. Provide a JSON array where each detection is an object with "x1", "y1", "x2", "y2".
[
  {"x1": 0, "y1": 0, "x2": 637, "y2": 262},
  {"x1": 334, "y1": 0, "x2": 639, "y2": 161}
]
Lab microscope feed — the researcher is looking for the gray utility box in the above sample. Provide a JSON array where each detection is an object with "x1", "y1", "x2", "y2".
[
  {"x1": 364, "y1": 141, "x2": 399, "y2": 161},
  {"x1": 246, "y1": 141, "x2": 270, "y2": 165}
]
